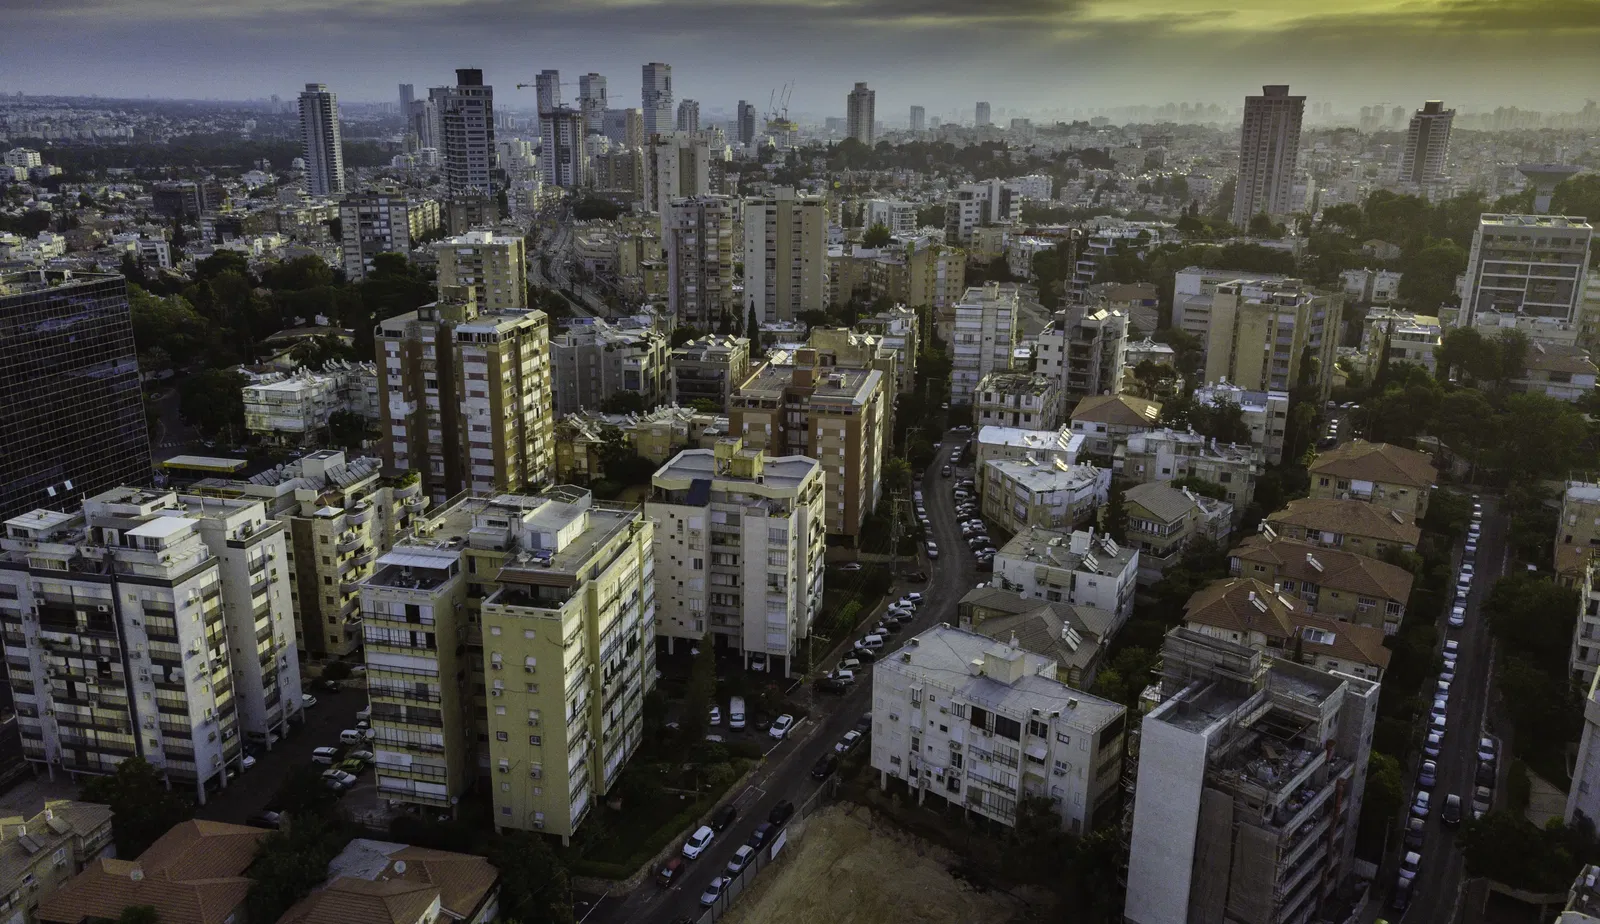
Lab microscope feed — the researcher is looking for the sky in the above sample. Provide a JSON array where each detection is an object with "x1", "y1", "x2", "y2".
[{"x1": 3, "y1": 0, "x2": 1598, "y2": 119}]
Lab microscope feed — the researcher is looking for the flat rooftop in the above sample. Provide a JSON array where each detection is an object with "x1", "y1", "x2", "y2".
[
  {"x1": 653, "y1": 448, "x2": 819, "y2": 492},
  {"x1": 0, "y1": 269, "x2": 120, "y2": 298},
  {"x1": 1481, "y1": 213, "x2": 1592, "y2": 230},
  {"x1": 1151, "y1": 680, "x2": 1250, "y2": 734}
]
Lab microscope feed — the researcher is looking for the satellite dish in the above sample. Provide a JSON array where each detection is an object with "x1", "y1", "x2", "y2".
[
  {"x1": 394, "y1": 860, "x2": 407, "y2": 874},
  {"x1": 130, "y1": 869, "x2": 144, "y2": 881}
]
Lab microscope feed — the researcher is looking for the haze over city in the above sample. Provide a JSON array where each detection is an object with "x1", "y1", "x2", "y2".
[{"x1": 4, "y1": 0, "x2": 1599, "y2": 111}]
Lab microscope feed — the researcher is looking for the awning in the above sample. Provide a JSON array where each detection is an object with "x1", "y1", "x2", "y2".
[{"x1": 1025, "y1": 743, "x2": 1049, "y2": 762}]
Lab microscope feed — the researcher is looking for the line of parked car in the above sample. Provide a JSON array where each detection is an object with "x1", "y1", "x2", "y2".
[
  {"x1": 817, "y1": 594, "x2": 923, "y2": 695},
  {"x1": 1393, "y1": 498, "x2": 1488, "y2": 913}
]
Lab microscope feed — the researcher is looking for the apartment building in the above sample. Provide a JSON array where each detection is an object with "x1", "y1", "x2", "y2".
[
  {"x1": 728, "y1": 355, "x2": 888, "y2": 540},
  {"x1": 664, "y1": 196, "x2": 737, "y2": 330},
  {"x1": 550, "y1": 319, "x2": 670, "y2": 416},
  {"x1": 1558, "y1": 481, "x2": 1600, "y2": 581},
  {"x1": 1204, "y1": 279, "x2": 1342, "y2": 399},
  {"x1": 1124, "y1": 628, "x2": 1379, "y2": 924},
  {"x1": 1193, "y1": 381, "x2": 1290, "y2": 465},
  {"x1": 974, "y1": 425, "x2": 1082, "y2": 481},
  {"x1": 435, "y1": 230, "x2": 527, "y2": 314},
  {"x1": 38, "y1": 820, "x2": 270, "y2": 924},
  {"x1": 1, "y1": 488, "x2": 303, "y2": 802},
  {"x1": 241, "y1": 363, "x2": 380, "y2": 445},
  {"x1": 1567, "y1": 557, "x2": 1600, "y2": 687},
  {"x1": 864, "y1": 199, "x2": 916, "y2": 236},
  {"x1": 1361, "y1": 308, "x2": 1442, "y2": 375},
  {"x1": 1171, "y1": 267, "x2": 1294, "y2": 347},
  {"x1": 869, "y1": 624, "x2": 1127, "y2": 834},
  {"x1": 280, "y1": 838, "x2": 501, "y2": 924},
  {"x1": 0, "y1": 801, "x2": 112, "y2": 924},
  {"x1": 667, "y1": 335, "x2": 750, "y2": 411},
  {"x1": 806, "y1": 328, "x2": 905, "y2": 396},
  {"x1": 1460, "y1": 213, "x2": 1593, "y2": 341},
  {"x1": 1069, "y1": 394, "x2": 1163, "y2": 457},
  {"x1": 339, "y1": 190, "x2": 435, "y2": 282},
  {"x1": 1182, "y1": 578, "x2": 1390, "y2": 682},
  {"x1": 1121, "y1": 428, "x2": 1262, "y2": 514},
  {"x1": 974, "y1": 372, "x2": 1062, "y2": 430},
  {"x1": 1264, "y1": 497, "x2": 1421, "y2": 561},
  {"x1": 943, "y1": 180, "x2": 1021, "y2": 246},
  {"x1": 743, "y1": 188, "x2": 828, "y2": 324},
  {"x1": 1032, "y1": 305, "x2": 1128, "y2": 399},
  {"x1": 1123, "y1": 482, "x2": 1234, "y2": 585},
  {"x1": 1512, "y1": 341, "x2": 1599, "y2": 402},
  {"x1": 993, "y1": 527, "x2": 1137, "y2": 632},
  {"x1": 1230, "y1": 85, "x2": 1305, "y2": 226},
  {"x1": 830, "y1": 236, "x2": 966, "y2": 311},
  {"x1": 188, "y1": 451, "x2": 421, "y2": 660},
  {"x1": 958, "y1": 587, "x2": 1112, "y2": 688},
  {"x1": 1307, "y1": 439, "x2": 1436, "y2": 521},
  {"x1": 1229, "y1": 533, "x2": 1413, "y2": 635},
  {"x1": 951, "y1": 283, "x2": 1020, "y2": 406},
  {"x1": 376, "y1": 287, "x2": 555, "y2": 503},
  {"x1": 646, "y1": 443, "x2": 825, "y2": 673},
  {"x1": 1567, "y1": 638, "x2": 1600, "y2": 828},
  {"x1": 980, "y1": 456, "x2": 1109, "y2": 537},
  {"x1": 853, "y1": 305, "x2": 921, "y2": 393}
]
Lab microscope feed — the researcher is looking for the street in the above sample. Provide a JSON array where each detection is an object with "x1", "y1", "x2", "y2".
[
  {"x1": 1390, "y1": 498, "x2": 1506, "y2": 923},
  {"x1": 587, "y1": 427, "x2": 977, "y2": 924}
]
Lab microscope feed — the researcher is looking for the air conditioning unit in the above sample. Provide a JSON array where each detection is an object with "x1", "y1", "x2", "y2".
[
  {"x1": 1052, "y1": 768, "x2": 1065, "y2": 777},
  {"x1": 491, "y1": 690, "x2": 501, "y2": 697},
  {"x1": 96, "y1": 605, "x2": 109, "y2": 614},
  {"x1": 532, "y1": 819, "x2": 544, "y2": 829},
  {"x1": 497, "y1": 766, "x2": 508, "y2": 773},
  {"x1": 948, "y1": 741, "x2": 961, "y2": 752},
  {"x1": 490, "y1": 663, "x2": 501, "y2": 670},
  {"x1": 524, "y1": 666, "x2": 535, "y2": 673},
  {"x1": 529, "y1": 768, "x2": 541, "y2": 779}
]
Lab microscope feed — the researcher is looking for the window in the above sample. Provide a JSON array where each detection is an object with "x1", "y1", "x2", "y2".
[
  {"x1": 530, "y1": 735, "x2": 542, "y2": 745},
  {"x1": 496, "y1": 731, "x2": 508, "y2": 741},
  {"x1": 1027, "y1": 719, "x2": 1048, "y2": 738}
]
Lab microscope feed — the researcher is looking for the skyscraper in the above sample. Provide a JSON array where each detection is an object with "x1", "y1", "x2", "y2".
[
  {"x1": 534, "y1": 69, "x2": 561, "y2": 115},
  {"x1": 909, "y1": 105, "x2": 925, "y2": 132},
  {"x1": 665, "y1": 196, "x2": 736, "y2": 330},
  {"x1": 676, "y1": 99, "x2": 699, "y2": 133},
  {"x1": 1400, "y1": 100, "x2": 1455, "y2": 186},
  {"x1": 975, "y1": 101, "x2": 991, "y2": 126},
  {"x1": 399, "y1": 83, "x2": 414, "y2": 112},
  {"x1": 298, "y1": 82, "x2": 345, "y2": 197},
  {"x1": 737, "y1": 100, "x2": 757, "y2": 146},
  {"x1": 847, "y1": 82, "x2": 875, "y2": 145},
  {"x1": 540, "y1": 107, "x2": 588, "y2": 188},
  {"x1": 743, "y1": 188, "x2": 828, "y2": 323},
  {"x1": 439, "y1": 68, "x2": 497, "y2": 229},
  {"x1": 577, "y1": 72, "x2": 607, "y2": 134},
  {"x1": 641, "y1": 62, "x2": 673, "y2": 136},
  {"x1": 0, "y1": 271, "x2": 150, "y2": 522},
  {"x1": 1229, "y1": 84, "x2": 1305, "y2": 227},
  {"x1": 646, "y1": 133, "x2": 712, "y2": 219}
]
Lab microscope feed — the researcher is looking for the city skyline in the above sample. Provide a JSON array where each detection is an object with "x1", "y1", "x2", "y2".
[{"x1": 2, "y1": 0, "x2": 1597, "y2": 113}]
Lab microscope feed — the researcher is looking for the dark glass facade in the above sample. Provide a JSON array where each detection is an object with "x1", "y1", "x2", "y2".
[{"x1": 0, "y1": 271, "x2": 151, "y2": 521}]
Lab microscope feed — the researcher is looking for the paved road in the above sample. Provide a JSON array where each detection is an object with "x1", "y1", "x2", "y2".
[
  {"x1": 1390, "y1": 499, "x2": 1505, "y2": 923},
  {"x1": 588, "y1": 428, "x2": 977, "y2": 923},
  {"x1": 193, "y1": 684, "x2": 369, "y2": 822}
]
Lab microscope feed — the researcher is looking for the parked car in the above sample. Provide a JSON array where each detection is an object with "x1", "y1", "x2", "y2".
[
  {"x1": 747, "y1": 822, "x2": 773, "y2": 849},
  {"x1": 726, "y1": 845, "x2": 756, "y2": 876},
  {"x1": 835, "y1": 730, "x2": 863, "y2": 753},
  {"x1": 830, "y1": 669, "x2": 856, "y2": 685},
  {"x1": 814, "y1": 677, "x2": 847, "y2": 695},
  {"x1": 1410, "y1": 791, "x2": 1431, "y2": 818},
  {"x1": 708, "y1": 705, "x2": 722, "y2": 726},
  {"x1": 1477, "y1": 763, "x2": 1497, "y2": 788},
  {"x1": 769, "y1": 714, "x2": 795, "y2": 739},
  {"x1": 1423, "y1": 731, "x2": 1443, "y2": 758},
  {"x1": 682, "y1": 825, "x2": 715, "y2": 859},
  {"x1": 347, "y1": 749, "x2": 375, "y2": 762},
  {"x1": 710, "y1": 803, "x2": 739, "y2": 832},
  {"x1": 322, "y1": 769, "x2": 357, "y2": 790},
  {"x1": 1444, "y1": 639, "x2": 1460, "y2": 656},
  {"x1": 905, "y1": 592, "x2": 923, "y2": 603},
  {"x1": 301, "y1": 693, "x2": 318, "y2": 709},
  {"x1": 336, "y1": 758, "x2": 367, "y2": 775},
  {"x1": 657, "y1": 857, "x2": 684, "y2": 888},
  {"x1": 311, "y1": 747, "x2": 340, "y2": 765},
  {"x1": 1399, "y1": 851, "x2": 1421, "y2": 883},
  {"x1": 1419, "y1": 760, "x2": 1437, "y2": 788},
  {"x1": 854, "y1": 713, "x2": 872, "y2": 735},
  {"x1": 1403, "y1": 817, "x2": 1425, "y2": 850},
  {"x1": 1472, "y1": 785, "x2": 1493, "y2": 819},
  {"x1": 926, "y1": 542, "x2": 939, "y2": 560},
  {"x1": 1478, "y1": 737, "x2": 1498, "y2": 764},
  {"x1": 1391, "y1": 879, "x2": 1413, "y2": 912},
  {"x1": 768, "y1": 800, "x2": 796, "y2": 827},
  {"x1": 699, "y1": 877, "x2": 727, "y2": 907},
  {"x1": 1442, "y1": 793, "x2": 1463, "y2": 826},
  {"x1": 247, "y1": 811, "x2": 283, "y2": 829},
  {"x1": 941, "y1": 465, "x2": 952, "y2": 477},
  {"x1": 240, "y1": 755, "x2": 257, "y2": 772},
  {"x1": 320, "y1": 679, "x2": 341, "y2": 692},
  {"x1": 1449, "y1": 605, "x2": 1465, "y2": 628},
  {"x1": 812, "y1": 754, "x2": 838, "y2": 779}
]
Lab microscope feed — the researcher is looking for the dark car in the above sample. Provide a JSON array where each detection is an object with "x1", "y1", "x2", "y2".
[
  {"x1": 1391, "y1": 879, "x2": 1412, "y2": 912},
  {"x1": 768, "y1": 800, "x2": 796, "y2": 827},
  {"x1": 1476, "y1": 763, "x2": 1497, "y2": 788},
  {"x1": 711, "y1": 803, "x2": 738, "y2": 832},
  {"x1": 854, "y1": 714, "x2": 872, "y2": 736},
  {"x1": 814, "y1": 677, "x2": 848, "y2": 696},
  {"x1": 1403, "y1": 817, "x2": 1424, "y2": 850},
  {"x1": 320, "y1": 679, "x2": 341, "y2": 692},
  {"x1": 656, "y1": 857, "x2": 684, "y2": 888},
  {"x1": 812, "y1": 754, "x2": 838, "y2": 779},
  {"x1": 748, "y1": 822, "x2": 773, "y2": 849},
  {"x1": 851, "y1": 646, "x2": 878, "y2": 663},
  {"x1": 1441, "y1": 793, "x2": 1463, "y2": 826},
  {"x1": 246, "y1": 811, "x2": 282, "y2": 829}
]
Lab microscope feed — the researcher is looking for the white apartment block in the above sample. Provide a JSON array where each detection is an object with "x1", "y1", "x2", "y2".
[
  {"x1": 974, "y1": 372, "x2": 1063, "y2": 430},
  {"x1": 646, "y1": 443, "x2": 825, "y2": 675},
  {"x1": 550, "y1": 318, "x2": 670, "y2": 416},
  {"x1": 870, "y1": 624, "x2": 1127, "y2": 834},
  {"x1": 944, "y1": 180, "x2": 1021, "y2": 246},
  {"x1": 1361, "y1": 308, "x2": 1442, "y2": 375},
  {"x1": 1570, "y1": 556, "x2": 1600, "y2": 691},
  {"x1": 951, "y1": 283, "x2": 1020, "y2": 406},
  {"x1": 1193, "y1": 380, "x2": 1290, "y2": 465},
  {"x1": 1567, "y1": 613, "x2": 1600, "y2": 828},
  {"x1": 743, "y1": 188, "x2": 828, "y2": 324},
  {"x1": 242, "y1": 362, "x2": 380, "y2": 443},
  {"x1": 979, "y1": 457, "x2": 1110, "y2": 537},
  {"x1": 864, "y1": 199, "x2": 917, "y2": 236},
  {"x1": 1459, "y1": 213, "x2": 1593, "y2": 341},
  {"x1": 1, "y1": 487, "x2": 303, "y2": 803},
  {"x1": 993, "y1": 527, "x2": 1139, "y2": 632},
  {"x1": 1121, "y1": 428, "x2": 1262, "y2": 514},
  {"x1": 1125, "y1": 628, "x2": 1379, "y2": 924},
  {"x1": 1340, "y1": 267, "x2": 1402, "y2": 305},
  {"x1": 1033, "y1": 304, "x2": 1128, "y2": 398},
  {"x1": 974, "y1": 424, "x2": 1083, "y2": 474},
  {"x1": 3, "y1": 148, "x2": 42, "y2": 168}
]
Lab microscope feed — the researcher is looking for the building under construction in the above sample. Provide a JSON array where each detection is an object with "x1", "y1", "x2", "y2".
[{"x1": 1123, "y1": 628, "x2": 1379, "y2": 924}]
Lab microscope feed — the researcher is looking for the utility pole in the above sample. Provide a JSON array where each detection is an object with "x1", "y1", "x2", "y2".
[{"x1": 888, "y1": 489, "x2": 911, "y2": 577}]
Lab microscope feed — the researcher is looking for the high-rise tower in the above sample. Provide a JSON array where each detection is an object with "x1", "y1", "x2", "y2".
[
  {"x1": 1400, "y1": 100, "x2": 1455, "y2": 186},
  {"x1": 298, "y1": 82, "x2": 345, "y2": 197},
  {"x1": 909, "y1": 105, "x2": 926, "y2": 132},
  {"x1": 642, "y1": 62, "x2": 673, "y2": 136},
  {"x1": 577, "y1": 73, "x2": 607, "y2": 134},
  {"x1": 1229, "y1": 85, "x2": 1305, "y2": 228},
  {"x1": 736, "y1": 100, "x2": 757, "y2": 145},
  {"x1": 438, "y1": 68, "x2": 497, "y2": 229},
  {"x1": 847, "y1": 82, "x2": 875, "y2": 145}
]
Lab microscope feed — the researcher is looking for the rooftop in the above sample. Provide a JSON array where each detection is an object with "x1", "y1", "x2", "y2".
[
  {"x1": 1231, "y1": 533, "x2": 1414, "y2": 603},
  {"x1": 1481, "y1": 214, "x2": 1592, "y2": 230},
  {"x1": 278, "y1": 838, "x2": 499, "y2": 924},
  {"x1": 976, "y1": 424, "x2": 1082, "y2": 456},
  {"x1": 976, "y1": 371, "x2": 1057, "y2": 398},
  {"x1": 997, "y1": 526, "x2": 1136, "y2": 577},
  {"x1": 652, "y1": 447, "x2": 820, "y2": 493},
  {"x1": 1124, "y1": 481, "x2": 1207, "y2": 524},
  {"x1": 1265, "y1": 497, "x2": 1422, "y2": 547},
  {"x1": 986, "y1": 457, "x2": 1107, "y2": 494},
  {"x1": 1070, "y1": 394, "x2": 1162, "y2": 428},
  {"x1": 1183, "y1": 577, "x2": 1391, "y2": 672},
  {"x1": 1309, "y1": 439, "x2": 1436, "y2": 488}
]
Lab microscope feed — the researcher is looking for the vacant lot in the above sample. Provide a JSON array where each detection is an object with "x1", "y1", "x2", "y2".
[{"x1": 720, "y1": 803, "x2": 1026, "y2": 924}]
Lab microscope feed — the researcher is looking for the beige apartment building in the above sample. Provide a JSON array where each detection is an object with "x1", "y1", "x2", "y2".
[
  {"x1": 376, "y1": 286, "x2": 555, "y2": 503},
  {"x1": 1182, "y1": 577, "x2": 1391, "y2": 682},
  {"x1": 435, "y1": 229, "x2": 527, "y2": 314},
  {"x1": 0, "y1": 801, "x2": 112, "y2": 924},
  {"x1": 1229, "y1": 533, "x2": 1413, "y2": 635},
  {"x1": 668, "y1": 335, "x2": 751, "y2": 411},
  {"x1": 647, "y1": 443, "x2": 826, "y2": 673},
  {"x1": 1069, "y1": 394, "x2": 1163, "y2": 458},
  {"x1": 974, "y1": 371, "x2": 1063, "y2": 430},
  {"x1": 1307, "y1": 439, "x2": 1436, "y2": 521},
  {"x1": 1265, "y1": 497, "x2": 1421, "y2": 561},
  {"x1": 1204, "y1": 279, "x2": 1342, "y2": 399},
  {"x1": 830, "y1": 236, "x2": 966, "y2": 311},
  {"x1": 665, "y1": 196, "x2": 736, "y2": 330},
  {"x1": 744, "y1": 188, "x2": 828, "y2": 323},
  {"x1": 1123, "y1": 481, "x2": 1234, "y2": 585},
  {"x1": 729, "y1": 352, "x2": 888, "y2": 539}
]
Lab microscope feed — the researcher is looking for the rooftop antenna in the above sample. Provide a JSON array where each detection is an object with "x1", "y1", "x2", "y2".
[{"x1": 1517, "y1": 163, "x2": 1580, "y2": 214}]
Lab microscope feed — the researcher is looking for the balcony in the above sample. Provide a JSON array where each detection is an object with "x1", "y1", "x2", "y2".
[{"x1": 337, "y1": 534, "x2": 363, "y2": 554}]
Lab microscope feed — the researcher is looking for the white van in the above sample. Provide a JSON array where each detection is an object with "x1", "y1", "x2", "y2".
[
  {"x1": 339, "y1": 729, "x2": 365, "y2": 745},
  {"x1": 729, "y1": 696, "x2": 746, "y2": 730},
  {"x1": 858, "y1": 634, "x2": 885, "y2": 651}
]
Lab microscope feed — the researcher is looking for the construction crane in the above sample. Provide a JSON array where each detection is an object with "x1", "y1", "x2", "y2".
[{"x1": 764, "y1": 81, "x2": 796, "y2": 137}]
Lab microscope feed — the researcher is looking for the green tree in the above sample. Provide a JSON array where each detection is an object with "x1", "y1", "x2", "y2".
[
  {"x1": 683, "y1": 632, "x2": 717, "y2": 742},
  {"x1": 861, "y1": 223, "x2": 893, "y2": 248},
  {"x1": 670, "y1": 326, "x2": 705, "y2": 348},
  {"x1": 1247, "y1": 212, "x2": 1276, "y2": 237},
  {"x1": 1399, "y1": 240, "x2": 1467, "y2": 311},
  {"x1": 1356, "y1": 751, "x2": 1403, "y2": 851},
  {"x1": 746, "y1": 303, "x2": 761, "y2": 343},
  {"x1": 1103, "y1": 481, "x2": 1129, "y2": 543},
  {"x1": 489, "y1": 832, "x2": 575, "y2": 924},
  {"x1": 600, "y1": 392, "x2": 647, "y2": 415},
  {"x1": 80, "y1": 757, "x2": 194, "y2": 857},
  {"x1": 245, "y1": 814, "x2": 349, "y2": 924},
  {"x1": 128, "y1": 286, "x2": 212, "y2": 372},
  {"x1": 178, "y1": 369, "x2": 247, "y2": 441}
]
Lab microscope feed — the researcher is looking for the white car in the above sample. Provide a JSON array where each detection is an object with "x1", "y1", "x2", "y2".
[
  {"x1": 1411, "y1": 791, "x2": 1431, "y2": 818},
  {"x1": 311, "y1": 747, "x2": 340, "y2": 765},
  {"x1": 240, "y1": 755, "x2": 257, "y2": 772},
  {"x1": 1399, "y1": 850, "x2": 1422, "y2": 883},
  {"x1": 726, "y1": 845, "x2": 755, "y2": 875},
  {"x1": 1449, "y1": 605, "x2": 1465, "y2": 628},
  {"x1": 835, "y1": 730, "x2": 863, "y2": 753},
  {"x1": 708, "y1": 705, "x2": 722, "y2": 726},
  {"x1": 682, "y1": 825, "x2": 715, "y2": 859},
  {"x1": 322, "y1": 768, "x2": 357, "y2": 789},
  {"x1": 1444, "y1": 639, "x2": 1460, "y2": 656},
  {"x1": 905, "y1": 592, "x2": 923, "y2": 603},
  {"x1": 699, "y1": 876, "x2": 728, "y2": 907},
  {"x1": 769, "y1": 714, "x2": 795, "y2": 739},
  {"x1": 926, "y1": 542, "x2": 939, "y2": 560},
  {"x1": 302, "y1": 693, "x2": 318, "y2": 709}
]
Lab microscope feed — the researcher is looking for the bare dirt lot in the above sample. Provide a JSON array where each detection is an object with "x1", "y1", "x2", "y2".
[{"x1": 720, "y1": 803, "x2": 1029, "y2": 924}]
